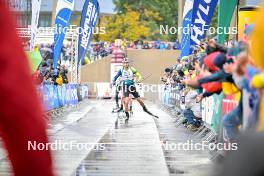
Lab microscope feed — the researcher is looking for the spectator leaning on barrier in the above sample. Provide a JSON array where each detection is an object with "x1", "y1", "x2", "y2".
[
  {"x1": 184, "y1": 89, "x2": 202, "y2": 130},
  {"x1": 220, "y1": 42, "x2": 259, "y2": 142},
  {"x1": 183, "y1": 41, "x2": 246, "y2": 142},
  {"x1": 224, "y1": 48, "x2": 259, "y2": 132},
  {"x1": 160, "y1": 51, "x2": 206, "y2": 131},
  {"x1": 160, "y1": 67, "x2": 174, "y2": 87},
  {"x1": 178, "y1": 39, "x2": 263, "y2": 143},
  {"x1": 159, "y1": 8, "x2": 264, "y2": 164},
  {"x1": 182, "y1": 62, "x2": 203, "y2": 131}
]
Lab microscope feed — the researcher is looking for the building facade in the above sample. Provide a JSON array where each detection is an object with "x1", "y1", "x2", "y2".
[{"x1": 9, "y1": 0, "x2": 111, "y2": 27}]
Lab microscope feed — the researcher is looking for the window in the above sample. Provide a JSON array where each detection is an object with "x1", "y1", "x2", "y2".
[{"x1": 39, "y1": 14, "x2": 52, "y2": 27}]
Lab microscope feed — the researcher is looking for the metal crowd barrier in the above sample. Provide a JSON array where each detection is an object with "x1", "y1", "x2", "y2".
[
  {"x1": 38, "y1": 84, "x2": 89, "y2": 119},
  {"x1": 160, "y1": 87, "x2": 240, "y2": 143}
]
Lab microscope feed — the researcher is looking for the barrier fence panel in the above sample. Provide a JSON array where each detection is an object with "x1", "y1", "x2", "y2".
[
  {"x1": 38, "y1": 83, "x2": 89, "y2": 112},
  {"x1": 201, "y1": 93, "x2": 224, "y2": 134},
  {"x1": 157, "y1": 87, "x2": 239, "y2": 138}
]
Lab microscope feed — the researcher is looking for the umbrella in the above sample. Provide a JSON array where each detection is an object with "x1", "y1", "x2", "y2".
[{"x1": 26, "y1": 51, "x2": 43, "y2": 73}]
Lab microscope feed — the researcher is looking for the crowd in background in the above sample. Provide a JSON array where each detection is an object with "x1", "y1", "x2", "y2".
[
  {"x1": 121, "y1": 40, "x2": 181, "y2": 50},
  {"x1": 27, "y1": 39, "x2": 182, "y2": 81},
  {"x1": 90, "y1": 40, "x2": 181, "y2": 57},
  {"x1": 161, "y1": 38, "x2": 264, "y2": 144},
  {"x1": 32, "y1": 43, "x2": 69, "y2": 85}
]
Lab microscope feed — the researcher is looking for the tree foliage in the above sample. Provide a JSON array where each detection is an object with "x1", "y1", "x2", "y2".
[
  {"x1": 99, "y1": 0, "x2": 178, "y2": 42},
  {"x1": 210, "y1": 5, "x2": 219, "y2": 36},
  {"x1": 98, "y1": 6, "x2": 150, "y2": 42}
]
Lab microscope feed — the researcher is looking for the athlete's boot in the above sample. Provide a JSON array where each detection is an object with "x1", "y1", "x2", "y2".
[
  {"x1": 112, "y1": 104, "x2": 121, "y2": 113},
  {"x1": 130, "y1": 105, "x2": 133, "y2": 115},
  {"x1": 125, "y1": 111, "x2": 129, "y2": 124},
  {"x1": 117, "y1": 105, "x2": 123, "y2": 112},
  {"x1": 125, "y1": 111, "x2": 130, "y2": 120}
]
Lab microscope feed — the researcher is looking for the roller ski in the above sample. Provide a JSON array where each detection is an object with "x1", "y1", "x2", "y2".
[
  {"x1": 112, "y1": 106, "x2": 120, "y2": 113},
  {"x1": 143, "y1": 106, "x2": 159, "y2": 119}
]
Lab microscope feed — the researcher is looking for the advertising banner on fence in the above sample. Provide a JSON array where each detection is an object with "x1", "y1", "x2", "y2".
[
  {"x1": 180, "y1": 0, "x2": 194, "y2": 58},
  {"x1": 78, "y1": 0, "x2": 100, "y2": 65},
  {"x1": 190, "y1": 0, "x2": 218, "y2": 46},
  {"x1": 53, "y1": 0, "x2": 74, "y2": 68},
  {"x1": 30, "y1": 0, "x2": 42, "y2": 51},
  {"x1": 201, "y1": 93, "x2": 223, "y2": 134},
  {"x1": 40, "y1": 84, "x2": 81, "y2": 111}
]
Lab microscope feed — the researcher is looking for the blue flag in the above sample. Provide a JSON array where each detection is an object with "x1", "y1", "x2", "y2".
[
  {"x1": 78, "y1": 0, "x2": 100, "y2": 65},
  {"x1": 53, "y1": 0, "x2": 74, "y2": 69},
  {"x1": 190, "y1": 0, "x2": 218, "y2": 46},
  {"x1": 180, "y1": 0, "x2": 194, "y2": 58}
]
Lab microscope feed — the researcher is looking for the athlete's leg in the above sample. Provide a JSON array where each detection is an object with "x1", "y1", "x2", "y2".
[
  {"x1": 135, "y1": 97, "x2": 144, "y2": 106},
  {"x1": 129, "y1": 95, "x2": 133, "y2": 112},
  {"x1": 135, "y1": 97, "x2": 148, "y2": 111},
  {"x1": 115, "y1": 86, "x2": 120, "y2": 108},
  {"x1": 129, "y1": 85, "x2": 146, "y2": 108},
  {"x1": 116, "y1": 85, "x2": 124, "y2": 112},
  {"x1": 124, "y1": 97, "x2": 130, "y2": 112},
  {"x1": 123, "y1": 84, "x2": 130, "y2": 119},
  {"x1": 117, "y1": 97, "x2": 124, "y2": 112}
]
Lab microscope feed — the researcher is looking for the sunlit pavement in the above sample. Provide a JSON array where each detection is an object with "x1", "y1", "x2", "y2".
[{"x1": 0, "y1": 100, "x2": 213, "y2": 176}]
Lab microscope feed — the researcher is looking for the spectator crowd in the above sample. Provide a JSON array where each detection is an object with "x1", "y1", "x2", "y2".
[
  {"x1": 32, "y1": 43, "x2": 69, "y2": 85},
  {"x1": 121, "y1": 39, "x2": 181, "y2": 50},
  {"x1": 161, "y1": 38, "x2": 264, "y2": 145}
]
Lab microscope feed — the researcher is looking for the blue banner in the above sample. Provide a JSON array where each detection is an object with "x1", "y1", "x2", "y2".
[
  {"x1": 190, "y1": 0, "x2": 218, "y2": 46},
  {"x1": 180, "y1": 0, "x2": 194, "y2": 58},
  {"x1": 53, "y1": 0, "x2": 75, "y2": 68},
  {"x1": 78, "y1": 0, "x2": 100, "y2": 65},
  {"x1": 39, "y1": 84, "x2": 86, "y2": 111},
  {"x1": 42, "y1": 85, "x2": 60, "y2": 110}
]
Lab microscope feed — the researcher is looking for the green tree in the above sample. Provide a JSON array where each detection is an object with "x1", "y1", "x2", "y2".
[
  {"x1": 112, "y1": 0, "x2": 178, "y2": 41},
  {"x1": 210, "y1": 5, "x2": 219, "y2": 37},
  {"x1": 98, "y1": 6, "x2": 150, "y2": 42}
]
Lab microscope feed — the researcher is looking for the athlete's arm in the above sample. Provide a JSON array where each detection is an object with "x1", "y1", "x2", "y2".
[
  {"x1": 131, "y1": 67, "x2": 143, "y2": 82},
  {"x1": 112, "y1": 69, "x2": 122, "y2": 84}
]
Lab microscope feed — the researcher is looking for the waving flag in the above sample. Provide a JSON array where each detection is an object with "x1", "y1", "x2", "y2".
[
  {"x1": 190, "y1": 0, "x2": 218, "y2": 46},
  {"x1": 218, "y1": 0, "x2": 237, "y2": 44},
  {"x1": 180, "y1": 0, "x2": 194, "y2": 58},
  {"x1": 53, "y1": 0, "x2": 74, "y2": 68},
  {"x1": 78, "y1": 0, "x2": 100, "y2": 65},
  {"x1": 30, "y1": 0, "x2": 41, "y2": 51}
]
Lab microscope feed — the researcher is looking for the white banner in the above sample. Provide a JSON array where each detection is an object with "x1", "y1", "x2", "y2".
[{"x1": 30, "y1": 0, "x2": 42, "y2": 51}]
